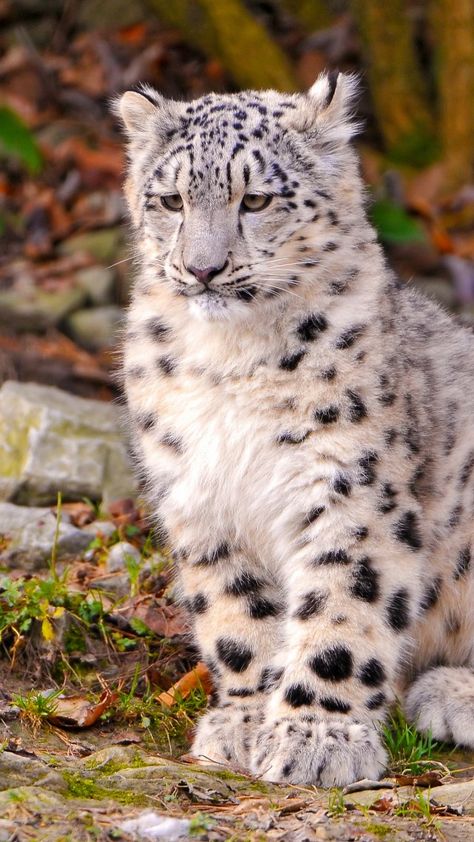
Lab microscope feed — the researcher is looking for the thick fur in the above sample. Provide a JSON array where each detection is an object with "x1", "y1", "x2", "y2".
[{"x1": 117, "y1": 74, "x2": 474, "y2": 787}]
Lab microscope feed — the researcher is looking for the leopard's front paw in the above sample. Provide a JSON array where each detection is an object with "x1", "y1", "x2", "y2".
[
  {"x1": 192, "y1": 706, "x2": 264, "y2": 769},
  {"x1": 251, "y1": 715, "x2": 387, "y2": 786}
]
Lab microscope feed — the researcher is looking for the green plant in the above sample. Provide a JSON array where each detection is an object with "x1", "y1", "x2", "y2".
[
  {"x1": 383, "y1": 709, "x2": 441, "y2": 775},
  {"x1": 393, "y1": 789, "x2": 441, "y2": 829},
  {"x1": 370, "y1": 198, "x2": 426, "y2": 245},
  {"x1": 13, "y1": 689, "x2": 61, "y2": 730},
  {"x1": 0, "y1": 105, "x2": 42, "y2": 173},
  {"x1": 327, "y1": 787, "x2": 346, "y2": 817}
]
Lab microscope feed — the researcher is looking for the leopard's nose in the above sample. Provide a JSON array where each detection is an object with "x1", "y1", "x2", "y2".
[{"x1": 185, "y1": 260, "x2": 228, "y2": 286}]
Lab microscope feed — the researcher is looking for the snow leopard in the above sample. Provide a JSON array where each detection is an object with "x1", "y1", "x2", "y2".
[{"x1": 117, "y1": 73, "x2": 474, "y2": 787}]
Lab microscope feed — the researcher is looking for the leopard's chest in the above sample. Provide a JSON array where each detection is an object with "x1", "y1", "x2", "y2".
[{"x1": 146, "y1": 368, "x2": 314, "y2": 549}]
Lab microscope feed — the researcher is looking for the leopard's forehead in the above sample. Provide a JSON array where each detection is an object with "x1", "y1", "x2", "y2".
[{"x1": 146, "y1": 91, "x2": 309, "y2": 203}]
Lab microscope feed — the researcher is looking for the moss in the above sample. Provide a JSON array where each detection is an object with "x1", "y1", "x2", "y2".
[
  {"x1": 360, "y1": 821, "x2": 392, "y2": 838},
  {"x1": 62, "y1": 771, "x2": 148, "y2": 807},
  {"x1": 84, "y1": 752, "x2": 146, "y2": 775}
]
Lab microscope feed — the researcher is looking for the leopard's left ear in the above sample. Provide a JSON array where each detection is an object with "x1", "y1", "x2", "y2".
[{"x1": 285, "y1": 72, "x2": 361, "y2": 146}]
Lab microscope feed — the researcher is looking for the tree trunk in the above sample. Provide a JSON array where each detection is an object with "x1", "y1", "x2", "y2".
[
  {"x1": 279, "y1": 0, "x2": 332, "y2": 32},
  {"x1": 146, "y1": 0, "x2": 298, "y2": 91},
  {"x1": 431, "y1": 0, "x2": 474, "y2": 190},
  {"x1": 351, "y1": 0, "x2": 436, "y2": 167}
]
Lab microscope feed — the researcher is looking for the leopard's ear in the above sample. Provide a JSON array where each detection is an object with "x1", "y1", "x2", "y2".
[
  {"x1": 284, "y1": 72, "x2": 360, "y2": 147},
  {"x1": 114, "y1": 85, "x2": 165, "y2": 134},
  {"x1": 308, "y1": 72, "x2": 360, "y2": 145}
]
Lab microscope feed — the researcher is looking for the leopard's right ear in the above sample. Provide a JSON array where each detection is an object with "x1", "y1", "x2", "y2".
[{"x1": 114, "y1": 85, "x2": 170, "y2": 135}]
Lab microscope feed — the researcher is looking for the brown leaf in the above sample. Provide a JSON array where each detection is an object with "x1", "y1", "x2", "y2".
[
  {"x1": 61, "y1": 501, "x2": 96, "y2": 528},
  {"x1": 394, "y1": 770, "x2": 443, "y2": 787},
  {"x1": 116, "y1": 595, "x2": 190, "y2": 638},
  {"x1": 157, "y1": 662, "x2": 213, "y2": 708},
  {"x1": 47, "y1": 688, "x2": 117, "y2": 728}
]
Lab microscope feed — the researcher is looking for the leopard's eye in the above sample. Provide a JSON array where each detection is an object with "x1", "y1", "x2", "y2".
[
  {"x1": 241, "y1": 193, "x2": 272, "y2": 213},
  {"x1": 161, "y1": 194, "x2": 183, "y2": 212}
]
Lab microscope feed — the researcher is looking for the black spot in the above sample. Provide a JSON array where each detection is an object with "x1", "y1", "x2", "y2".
[
  {"x1": 248, "y1": 595, "x2": 281, "y2": 619},
  {"x1": 319, "y1": 696, "x2": 351, "y2": 714},
  {"x1": 226, "y1": 572, "x2": 263, "y2": 596},
  {"x1": 294, "y1": 590, "x2": 328, "y2": 620},
  {"x1": 316, "y1": 549, "x2": 351, "y2": 565},
  {"x1": 447, "y1": 504, "x2": 462, "y2": 530},
  {"x1": 366, "y1": 692, "x2": 386, "y2": 710},
  {"x1": 454, "y1": 546, "x2": 471, "y2": 580},
  {"x1": 459, "y1": 451, "x2": 474, "y2": 486},
  {"x1": 279, "y1": 349, "x2": 306, "y2": 371},
  {"x1": 161, "y1": 433, "x2": 183, "y2": 453},
  {"x1": 347, "y1": 389, "x2": 367, "y2": 422},
  {"x1": 277, "y1": 431, "x2": 310, "y2": 445},
  {"x1": 137, "y1": 413, "x2": 156, "y2": 432},
  {"x1": 386, "y1": 588, "x2": 410, "y2": 631},
  {"x1": 127, "y1": 365, "x2": 146, "y2": 380},
  {"x1": 196, "y1": 542, "x2": 231, "y2": 565},
  {"x1": 334, "y1": 474, "x2": 352, "y2": 497},
  {"x1": 379, "y1": 482, "x2": 398, "y2": 514},
  {"x1": 385, "y1": 428, "x2": 397, "y2": 447},
  {"x1": 304, "y1": 506, "x2": 325, "y2": 525},
  {"x1": 227, "y1": 687, "x2": 255, "y2": 697},
  {"x1": 359, "y1": 452, "x2": 378, "y2": 486},
  {"x1": 258, "y1": 666, "x2": 284, "y2": 692},
  {"x1": 297, "y1": 313, "x2": 328, "y2": 341},
  {"x1": 157, "y1": 355, "x2": 176, "y2": 375},
  {"x1": 350, "y1": 557, "x2": 380, "y2": 603},
  {"x1": 393, "y1": 511, "x2": 422, "y2": 550},
  {"x1": 358, "y1": 658, "x2": 385, "y2": 687},
  {"x1": 354, "y1": 526, "x2": 369, "y2": 541},
  {"x1": 309, "y1": 645, "x2": 353, "y2": 682},
  {"x1": 420, "y1": 576, "x2": 442, "y2": 611},
  {"x1": 335, "y1": 325, "x2": 365, "y2": 350},
  {"x1": 315, "y1": 406, "x2": 339, "y2": 424},
  {"x1": 216, "y1": 637, "x2": 253, "y2": 673},
  {"x1": 191, "y1": 593, "x2": 209, "y2": 614},
  {"x1": 321, "y1": 365, "x2": 337, "y2": 381},
  {"x1": 235, "y1": 286, "x2": 257, "y2": 302},
  {"x1": 282, "y1": 761, "x2": 295, "y2": 777},
  {"x1": 146, "y1": 317, "x2": 170, "y2": 341},
  {"x1": 284, "y1": 683, "x2": 315, "y2": 708}
]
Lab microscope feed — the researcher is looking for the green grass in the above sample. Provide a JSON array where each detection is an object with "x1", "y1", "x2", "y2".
[{"x1": 382, "y1": 708, "x2": 444, "y2": 775}]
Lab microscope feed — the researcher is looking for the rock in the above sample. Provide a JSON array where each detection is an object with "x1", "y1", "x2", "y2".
[
  {"x1": 0, "y1": 380, "x2": 136, "y2": 506},
  {"x1": 425, "y1": 781, "x2": 474, "y2": 815},
  {"x1": 0, "y1": 263, "x2": 86, "y2": 331},
  {"x1": 59, "y1": 228, "x2": 123, "y2": 262},
  {"x1": 81, "y1": 520, "x2": 117, "y2": 541},
  {"x1": 66, "y1": 305, "x2": 123, "y2": 350},
  {"x1": 0, "y1": 502, "x2": 91, "y2": 570},
  {"x1": 107, "y1": 541, "x2": 141, "y2": 572},
  {"x1": 92, "y1": 572, "x2": 131, "y2": 598},
  {"x1": 74, "y1": 266, "x2": 116, "y2": 305}
]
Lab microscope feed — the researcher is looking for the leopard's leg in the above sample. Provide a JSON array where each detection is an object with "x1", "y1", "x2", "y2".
[
  {"x1": 405, "y1": 666, "x2": 474, "y2": 747},
  {"x1": 176, "y1": 540, "x2": 284, "y2": 770},
  {"x1": 250, "y1": 498, "x2": 428, "y2": 787}
]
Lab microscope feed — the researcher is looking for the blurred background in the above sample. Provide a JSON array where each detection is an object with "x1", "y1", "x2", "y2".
[{"x1": 1, "y1": 0, "x2": 473, "y2": 401}]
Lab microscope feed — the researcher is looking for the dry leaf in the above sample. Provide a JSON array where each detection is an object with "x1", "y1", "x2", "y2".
[
  {"x1": 157, "y1": 662, "x2": 213, "y2": 708},
  {"x1": 47, "y1": 688, "x2": 117, "y2": 728}
]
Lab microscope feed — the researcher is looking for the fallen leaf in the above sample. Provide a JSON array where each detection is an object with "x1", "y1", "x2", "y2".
[
  {"x1": 47, "y1": 687, "x2": 117, "y2": 728},
  {"x1": 114, "y1": 595, "x2": 189, "y2": 638},
  {"x1": 394, "y1": 770, "x2": 443, "y2": 787},
  {"x1": 157, "y1": 662, "x2": 213, "y2": 708}
]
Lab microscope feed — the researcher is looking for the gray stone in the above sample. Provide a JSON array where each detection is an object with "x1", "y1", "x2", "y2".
[
  {"x1": 66, "y1": 305, "x2": 123, "y2": 350},
  {"x1": 59, "y1": 228, "x2": 123, "y2": 262},
  {"x1": 0, "y1": 263, "x2": 86, "y2": 330},
  {"x1": 0, "y1": 502, "x2": 91, "y2": 570},
  {"x1": 107, "y1": 541, "x2": 141, "y2": 572},
  {"x1": 0, "y1": 380, "x2": 136, "y2": 506},
  {"x1": 81, "y1": 520, "x2": 117, "y2": 541},
  {"x1": 74, "y1": 266, "x2": 116, "y2": 305}
]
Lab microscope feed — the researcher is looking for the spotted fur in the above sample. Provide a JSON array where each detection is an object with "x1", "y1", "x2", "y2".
[{"x1": 117, "y1": 73, "x2": 474, "y2": 787}]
